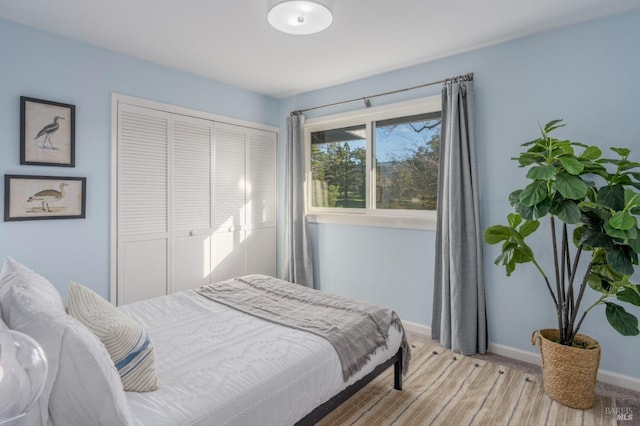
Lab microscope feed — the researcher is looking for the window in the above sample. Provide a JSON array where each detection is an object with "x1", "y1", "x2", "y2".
[
  {"x1": 310, "y1": 124, "x2": 366, "y2": 208},
  {"x1": 305, "y1": 96, "x2": 441, "y2": 230}
]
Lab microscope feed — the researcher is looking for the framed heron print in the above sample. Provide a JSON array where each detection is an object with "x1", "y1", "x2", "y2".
[
  {"x1": 4, "y1": 175, "x2": 86, "y2": 221},
  {"x1": 20, "y1": 96, "x2": 76, "y2": 167}
]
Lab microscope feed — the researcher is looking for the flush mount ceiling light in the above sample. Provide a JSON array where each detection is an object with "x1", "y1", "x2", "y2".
[{"x1": 267, "y1": 0, "x2": 333, "y2": 35}]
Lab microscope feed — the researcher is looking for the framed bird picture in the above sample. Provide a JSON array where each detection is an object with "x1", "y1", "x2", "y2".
[
  {"x1": 4, "y1": 175, "x2": 86, "y2": 221},
  {"x1": 20, "y1": 96, "x2": 76, "y2": 167}
]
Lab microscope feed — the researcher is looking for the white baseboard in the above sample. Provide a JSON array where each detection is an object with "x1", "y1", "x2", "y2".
[
  {"x1": 402, "y1": 320, "x2": 431, "y2": 338},
  {"x1": 401, "y1": 321, "x2": 640, "y2": 392},
  {"x1": 489, "y1": 342, "x2": 640, "y2": 393}
]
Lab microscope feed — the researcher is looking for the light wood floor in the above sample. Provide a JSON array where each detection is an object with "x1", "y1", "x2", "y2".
[{"x1": 406, "y1": 331, "x2": 640, "y2": 423}]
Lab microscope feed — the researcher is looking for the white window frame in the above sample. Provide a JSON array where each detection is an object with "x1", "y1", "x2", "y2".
[{"x1": 304, "y1": 95, "x2": 441, "y2": 230}]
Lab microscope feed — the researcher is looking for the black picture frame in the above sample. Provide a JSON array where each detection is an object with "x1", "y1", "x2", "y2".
[
  {"x1": 20, "y1": 96, "x2": 76, "y2": 167},
  {"x1": 4, "y1": 175, "x2": 86, "y2": 221}
]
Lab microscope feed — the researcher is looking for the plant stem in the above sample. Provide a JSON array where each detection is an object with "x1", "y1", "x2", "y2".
[
  {"x1": 561, "y1": 224, "x2": 570, "y2": 339},
  {"x1": 550, "y1": 217, "x2": 564, "y2": 342},
  {"x1": 571, "y1": 293, "x2": 607, "y2": 342},
  {"x1": 531, "y1": 259, "x2": 559, "y2": 309},
  {"x1": 567, "y1": 260, "x2": 593, "y2": 343}
]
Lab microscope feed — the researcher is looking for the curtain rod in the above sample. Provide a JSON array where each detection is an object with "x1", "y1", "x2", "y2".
[{"x1": 290, "y1": 72, "x2": 473, "y2": 116}]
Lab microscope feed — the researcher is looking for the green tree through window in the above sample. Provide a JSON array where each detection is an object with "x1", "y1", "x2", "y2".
[{"x1": 308, "y1": 103, "x2": 441, "y2": 218}]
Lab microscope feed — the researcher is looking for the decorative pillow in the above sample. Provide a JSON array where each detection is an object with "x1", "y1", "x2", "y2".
[{"x1": 67, "y1": 281, "x2": 159, "y2": 392}]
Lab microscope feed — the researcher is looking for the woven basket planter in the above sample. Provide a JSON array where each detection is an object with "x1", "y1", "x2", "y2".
[{"x1": 531, "y1": 329, "x2": 601, "y2": 409}]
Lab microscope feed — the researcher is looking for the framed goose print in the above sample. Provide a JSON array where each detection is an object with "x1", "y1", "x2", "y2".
[
  {"x1": 4, "y1": 175, "x2": 86, "y2": 221},
  {"x1": 20, "y1": 96, "x2": 76, "y2": 167}
]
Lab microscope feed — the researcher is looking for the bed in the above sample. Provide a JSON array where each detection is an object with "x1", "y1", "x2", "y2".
[{"x1": 0, "y1": 258, "x2": 409, "y2": 426}]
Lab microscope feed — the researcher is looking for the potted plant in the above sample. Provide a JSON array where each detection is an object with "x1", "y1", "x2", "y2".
[{"x1": 484, "y1": 119, "x2": 640, "y2": 409}]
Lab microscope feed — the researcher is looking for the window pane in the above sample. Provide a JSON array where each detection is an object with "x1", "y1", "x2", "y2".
[
  {"x1": 310, "y1": 125, "x2": 366, "y2": 208},
  {"x1": 375, "y1": 112, "x2": 441, "y2": 210}
]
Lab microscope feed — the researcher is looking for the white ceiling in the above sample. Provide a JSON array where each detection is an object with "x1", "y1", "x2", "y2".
[{"x1": 1, "y1": 0, "x2": 639, "y2": 98}]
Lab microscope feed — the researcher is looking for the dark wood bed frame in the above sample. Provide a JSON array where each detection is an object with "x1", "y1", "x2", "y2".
[{"x1": 295, "y1": 347, "x2": 403, "y2": 425}]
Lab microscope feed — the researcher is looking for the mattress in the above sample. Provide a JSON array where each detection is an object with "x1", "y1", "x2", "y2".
[{"x1": 119, "y1": 289, "x2": 402, "y2": 426}]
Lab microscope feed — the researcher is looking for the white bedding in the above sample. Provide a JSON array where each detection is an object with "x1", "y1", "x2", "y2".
[{"x1": 119, "y1": 289, "x2": 402, "y2": 426}]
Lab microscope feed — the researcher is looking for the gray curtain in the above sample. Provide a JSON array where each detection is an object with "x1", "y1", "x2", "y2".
[
  {"x1": 283, "y1": 114, "x2": 314, "y2": 287},
  {"x1": 431, "y1": 75, "x2": 487, "y2": 355}
]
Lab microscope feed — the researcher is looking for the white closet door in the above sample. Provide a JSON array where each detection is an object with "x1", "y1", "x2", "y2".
[
  {"x1": 117, "y1": 105, "x2": 170, "y2": 305},
  {"x1": 246, "y1": 129, "x2": 277, "y2": 276},
  {"x1": 247, "y1": 129, "x2": 276, "y2": 228},
  {"x1": 171, "y1": 115, "x2": 213, "y2": 293},
  {"x1": 211, "y1": 122, "x2": 247, "y2": 282}
]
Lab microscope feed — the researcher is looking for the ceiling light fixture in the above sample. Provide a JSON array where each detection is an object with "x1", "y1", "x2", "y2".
[{"x1": 267, "y1": 0, "x2": 333, "y2": 35}]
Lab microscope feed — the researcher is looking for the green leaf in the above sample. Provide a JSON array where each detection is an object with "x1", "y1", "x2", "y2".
[
  {"x1": 516, "y1": 198, "x2": 552, "y2": 220},
  {"x1": 543, "y1": 119, "x2": 565, "y2": 133},
  {"x1": 550, "y1": 199, "x2": 581, "y2": 224},
  {"x1": 519, "y1": 220, "x2": 540, "y2": 238},
  {"x1": 611, "y1": 147, "x2": 631, "y2": 158},
  {"x1": 526, "y1": 165, "x2": 555, "y2": 180},
  {"x1": 558, "y1": 156, "x2": 584, "y2": 175},
  {"x1": 605, "y1": 302, "x2": 639, "y2": 336},
  {"x1": 607, "y1": 246, "x2": 635, "y2": 276},
  {"x1": 531, "y1": 198, "x2": 552, "y2": 219},
  {"x1": 609, "y1": 211, "x2": 637, "y2": 231},
  {"x1": 507, "y1": 213, "x2": 522, "y2": 229},
  {"x1": 495, "y1": 248, "x2": 514, "y2": 266},
  {"x1": 625, "y1": 189, "x2": 640, "y2": 208},
  {"x1": 521, "y1": 138, "x2": 542, "y2": 147},
  {"x1": 519, "y1": 180, "x2": 549, "y2": 206},
  {"x1": 604, "y1": 220, "x2": 638, "y2": 240},
  {"x1": 618, "y1": 285, "x2": 640, "y2": 306},
  {"x1": 628, "y1": 236, "x2": 640, "y2": 253},
  {"x1": 509, "y1": 190, "x2": 522, "y2": 208},
  {"x1": 580, "y1": 227, "x2": 614, "y2": 250},
  {"x1": 555, "y1": 173, "x2": 588, "y2": 200},
  {"x1": 581, "y1": 146, "x2": 602, "y2": 160},
  {"x1": 513, "y1": 246, "x2": 534, "y2": 263},
  {"x1": 597, "y1": 185, "x2": 626, "y2": 210},
  {"x1": 515, "y1": 152, "x2": 546, "y2": 167},
  {"x1": 484, "y1": 225, "x2": 511, "y2": 245},
  {"x1": 588, "y1": 274, "x2": 605, "y2": 293}
]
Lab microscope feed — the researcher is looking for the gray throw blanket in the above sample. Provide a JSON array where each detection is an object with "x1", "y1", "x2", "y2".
[{"x1": 195, "y1": 274, "x2": 410, "y2": 382}]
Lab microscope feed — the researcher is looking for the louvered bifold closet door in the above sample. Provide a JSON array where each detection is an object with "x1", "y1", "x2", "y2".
[
  {"x1": 171, "y1": 115, "x2": 213, "y2": 293},
  {"x1": 211, "y1": 122, "x2": 247, "y2": 282},
  {"x1": 117, "y1": 104, "x2": 170, "y2": 305},
  {"x1": 246, "y1": 129, "x2": 277, "y2": 276}
]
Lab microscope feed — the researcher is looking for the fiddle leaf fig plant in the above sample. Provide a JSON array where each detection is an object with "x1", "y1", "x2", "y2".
[{"x1": 484, "y1": 119, "x2": 640, "y2": 346}]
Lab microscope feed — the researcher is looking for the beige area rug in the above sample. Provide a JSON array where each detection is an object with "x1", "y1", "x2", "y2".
[{"x1": 318, "y1": 341, "x2": 617, "y2": 426}]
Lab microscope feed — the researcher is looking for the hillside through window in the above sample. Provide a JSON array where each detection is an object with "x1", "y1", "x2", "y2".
[{"x1": 374, "y1": 112, "x2": 441, "y2": 211}]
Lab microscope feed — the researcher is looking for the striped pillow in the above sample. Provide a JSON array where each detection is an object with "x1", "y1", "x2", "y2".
[{"x1": 67, "y1": 282, "x2": 159, "y2": 392}]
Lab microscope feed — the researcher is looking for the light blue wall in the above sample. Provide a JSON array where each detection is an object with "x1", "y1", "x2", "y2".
[
  {"x1": 280, "y1": 10, "x2": 640, "y2": 379},
  {"x1": 2, "y1": 9, "x2": 639, "y2": 381},
  {"x1": 0, "y1": 18, "x2": 279, "y2": 301}
]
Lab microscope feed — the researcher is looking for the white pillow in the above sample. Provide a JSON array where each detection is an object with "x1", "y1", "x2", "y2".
[
  {"x1": 67, "y1": 282, "x2": 159, "y2": 392},
  {"x1": 0, "y1": 316, "x2": 7, "y2": 330},
  {"x1": 0, "y1": 259, "x2": 134, "y2": 425},
  {"x1": 0, "y1": 257, "x2": 66, "y2": 320},
  {"x1": 6, "y1": 285, "x2": 134, "y2": 426},
  {"x1": 3, "y1": 286, "x2": 63, "y2": 426},
  {"x1": 49, "y1": 313, "x2": 135, "y2": 426}
]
